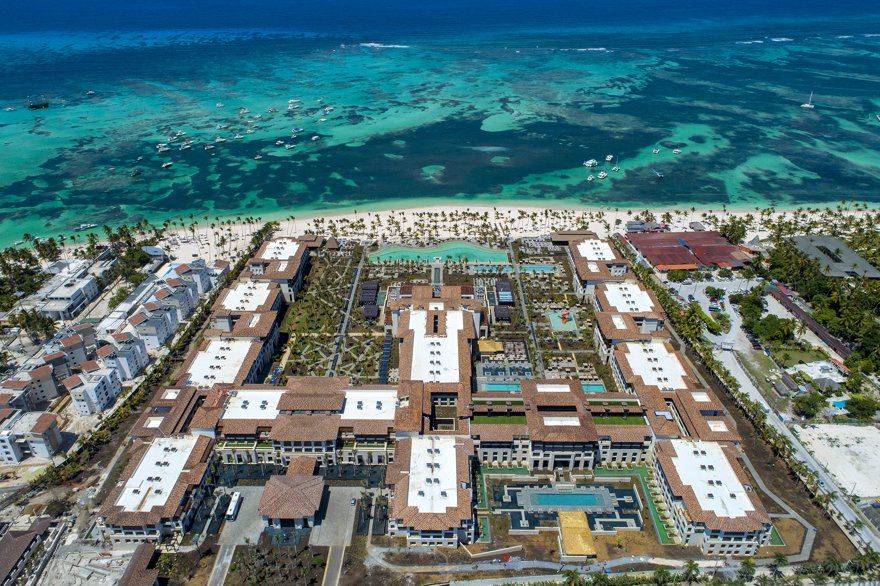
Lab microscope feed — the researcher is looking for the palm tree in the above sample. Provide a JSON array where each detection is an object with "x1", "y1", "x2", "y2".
[
  {"x1": 562, "y1": 569, "x2": 582, "y2": 586},
  {"x1": 652, "y1": 567, "x2": 672, "y2": 585},
  {"x1": 682, "y1": 560, "x2": 700, "y2": 584}
]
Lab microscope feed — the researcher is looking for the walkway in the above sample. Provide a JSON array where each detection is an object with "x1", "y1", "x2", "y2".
[
  {"x1": 327, "y1": 250, "x2": 364, "y2": 376},
  {"x1": 507, "y1": 239, "x2": 544, "y2": 376}
]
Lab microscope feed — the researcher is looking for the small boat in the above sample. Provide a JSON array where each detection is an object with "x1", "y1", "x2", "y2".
[
  {"x1": 215, "y1": 136, "x2": 227, "y2": 143},
  {"x1": 4, "y1": 107, "x2": 14, "y2": 112},
  {"x1": 605, "y1": 154, "x2": 613, "y2": 162},
  {"x1": 86, "y1": 90, "x2": 95, "y2": 96},
  {"x1": 216, "y1": 124, "x2": 229, "y2": 130},
  {"x1": 587, "y1": 175, "x2": 595, "y2": 182},
  {"x1": 801, "y1": 92, "x2": 815, "y2": 109},
  {"x1": 597, "y1": 171, "x2": 608, "y2": 179},
  {"x1": 216, "y1": 102, "x2": 224, "y2": 108},
  {"x1": 652, "y1": 168, "x2": 664, "y2": 179},
  {"x1": 583, "y1": 159, "x2": 598, "y2": 167},
  {"x1": 875, "y1": 114, "x2": 880, "y2": 123},
  {"x1": 239, "y1": 107, "x2": 250, "y2": 115},
  {"x1": 157, "y1": 146, "x2": 171, "y2": 153},
  {"x1": 291, "y1": 134, "x2": 298, "y2": 139},
  {"x1": 288, "y1": 103, "x2": 299, "y2": 110},
  {"x1": 130, "y1": 169, "x2": 142, "y2": 177},
  {"x1": 311, "y1": 135, "x2": 320, "y2": 141},
  {"x1": 267, "y1": 107, "x2": 278, "y2": 113},
  {"x1": 612, "y1": 156, "x2": 620, "y2": 172},
  {"x1": 246, "y1": 129, "x2": 255, "y2": 134},
  {"x1": 28, "y1": 100, "x2": 49, "y2": 110},
  {"x1": 234, "y1": 134, "x2": 243, "y2": 139},
  {"x1": 254, "y1": 154, "x2": 263, "y2": 160},
  {"x1": 652, "y1": 148, "x2": 660, "y2": 154},
  {"x1": 275, "y1": 140, "x2": 285, "y2": 146},
  {"x1": 162, "y1": 162, "x2": 173, "y2": 168},
  {"x1": 74, "y1": 223, "x2": 98, "y2": 232},
  {"x1": 179, "y1": 143, "x2": 192, "y2": 151},
  {"x1": 318, "y1": 117, "x2": 327, "y2": 122},
  {"x1": 673, "y1": 149, "x2": 682, "y2": 154},
  {"x1": 156, "y1": 143, "x2": 168, "y2": 149},
  {"x1": 285, "y1": 143, "x2": 296, "y2": 149},
  {"x1": 204, "y1": 144, "x2": 215, "y2": 151}
]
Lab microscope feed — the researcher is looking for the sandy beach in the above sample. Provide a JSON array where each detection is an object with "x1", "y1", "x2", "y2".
[{"x1": 142, "y1": 203, "x2": 871, "y2": 264}]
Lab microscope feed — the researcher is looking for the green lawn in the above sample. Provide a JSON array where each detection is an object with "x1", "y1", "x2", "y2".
[
  {"x1": 593, "y1": 415, "x2": 646, "y2": 425},
  {"x1": 768, "y1": 343, "x2": 827, "y2": 369},
  {"x1": 769, "y1": 526, "x2": 785, "y2": 546},
  {"x1": 472, "y1": 414, "x2": 527, "y2": 425}
]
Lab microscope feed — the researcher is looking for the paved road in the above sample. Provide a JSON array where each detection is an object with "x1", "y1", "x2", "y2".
[
  {"x1": 323, "y1": 546, "x2": 346, "y2": 586},
  {"x1": 312, "y1": 486, "x2": 361, "y2": 586},
  {"x1": 207, "y1": 486, "x2": 266, "y2": 586},
  {"x1": 208, "y1": 544, "x2": 236, "y2": 586}
]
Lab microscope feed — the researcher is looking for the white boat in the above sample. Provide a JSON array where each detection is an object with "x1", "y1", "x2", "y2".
[
  {"x1": 652, "y1": 148, "x2": 660, "y2": 154},
  {"x1": 4, "y1": 107, "x2": 14, "y2": 112},
  {"x1": 876, "y1": 114, "x2": 880, "y2": 122},
  {"x1": 285, "y1": 144, "x2": 296, "y2": 149},
  {"x1": 275, "y1": 140, "x2": 285, "y2": 146},
  {"x1": 215, "y1": 136, "x2": 227, "y2": 143},
  {"x1": 156, "y1": 143, "x2": 168, "y2": 149},
  {"x1": 216, "y1": 102, "x2": 224, "y2": 108},
  {"x1": 234, "y1": 134, "x2": 243, "y2": 139},
  {"x1": 311, "y1": 135, "x2": 320, "y2": 141},
  {"x1": 318, "y1": 117, "x2": 327, "y2": 122},
  {"x1": 254, "y1": 154, "x2": 263, "y2": 160},
  {"x1": 587, "y1": 175, "x2": 595, "y2": 182},
  {"x1": 86, "y1": 90, "x2": 95, "y2": 96},
  {"x1": 673, "y1": 149, "x2": 682, "y2": 154},
  {"x1": 179, "y1": 143, "x2": 192, "y2": 151},
  {"x1": 157, "y1": 146, "x2": 171, "y2": 153},
  {"x1": 204, "y1": 144, "x2": 215, "y2": 150},
  {"x1": 162, "y1": 162, "x2": 173, "y2": 168},
  {"x1": 239, "y1": 107, "x2": 249, "y2": 115},
  {"x1": 291, "y1": 134, "x2": 298, "y2": 139},
  {"x1": 246, "y1": 129, "x2": 255, "y2": 134},
  {"x1": 267, "y1": 107, "x2": 278, "y2": 113},
  {"x1": 597, "y1": 171, "x2": 608, "y2": 179},
  {"x1": 583, "y1": 159, "x2": 598, "y2": 167},
  {"x1": 605, "y1": 154, "x2": 613, "y2": 162},
  {"x1": 612, "y1": 156, "x2": 620, "y2": 172},
  {"x1": 801, "y1": 92, "x2": 815, "y2": 109}
]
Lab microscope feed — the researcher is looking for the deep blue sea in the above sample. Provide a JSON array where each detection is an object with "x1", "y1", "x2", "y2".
[{"x1": 1, "y1": 0, "x2": 879, "y2": 245}]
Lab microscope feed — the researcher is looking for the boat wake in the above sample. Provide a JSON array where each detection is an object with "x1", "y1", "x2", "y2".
[{"x1": 360, "y1": 42, "x2": 410, "y2": 49}]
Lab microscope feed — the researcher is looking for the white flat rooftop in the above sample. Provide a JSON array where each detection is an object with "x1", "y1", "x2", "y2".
[
  {"x1": 222, "y1": 281, "x2": 272, "y2": 312},
  {"x1": 116, "y1": 436, "x2": 199, "y2": 512},
  {"x1": 341, "y1": 389, "x2": 398, "y2": 420},
  {"x1": 185, "y1": 339, "x2": 255, "y2": 388},
  {"x1": 536, "y1": 384, "x2": 570, "y2": 393},
  {"x1": 611, "y1": 314, "x2": 627, "y2": 330},
  {"x1": 145, "y1": 417, "x2": 164, "y2": 429},
  {"x1": 543, "y1": 416, "x2": 580, "y2": 426},
  {"x1": 622, "y1": 341, "x2": 688, "y2": 390},
  {"x1": 260, "y1": 238, "x2": 301, "y2": 261},
  {"x1": 407, "y1": 435, "x2": 458, "y2": 514},
  {"x1": 603, "y1": 282, "x2": 655, "y2": 313},
  {"x1": 223, "y1": 389, "x2": 284, "y2": 419},
  {"x1": 408, "y1": 309, "x2": 465, "y2": 383},
  {"x1": 576, "y1": 239, "x2": 616, "y2": 261},
  {"x1": 669, "y1": 439, "x2": 754, "y2": 519},
  {"x1": 692, "y1": 392, "x2": 711, "y2": 403},
  {"x1": 162, "y1": 389, "x2": 180, "y2": 400}
]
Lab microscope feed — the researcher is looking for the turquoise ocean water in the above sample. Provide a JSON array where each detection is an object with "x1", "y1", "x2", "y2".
[{"x1": 1, "y1": 1, "x2": 880, "y2": 246}]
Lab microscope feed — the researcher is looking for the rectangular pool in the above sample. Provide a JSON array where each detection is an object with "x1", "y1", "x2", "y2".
[
  {"x1": 534, "y1": 492, "x2": 600, "y2": 507},
  {"x1": 482, "y1": 382, "x2": 522, "y2": 392},
  {"x1": 582, "y1": 382, "x2": 606, "y2": 393}
]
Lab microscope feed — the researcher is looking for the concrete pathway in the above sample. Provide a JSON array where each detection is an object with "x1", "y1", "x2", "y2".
[{"x1": 207, "y1": 544, "x2": 235, "y2": 586}]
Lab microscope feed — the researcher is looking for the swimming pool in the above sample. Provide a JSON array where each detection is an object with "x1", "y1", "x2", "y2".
[
  {"x1": 534, "y1": 493, "x2": 600, "y2": 507},
  {"x1": 369, "y1": 241, "x2": 509, "y2": 264},
  {"x1": 520, "y1": 265, "x2": 557, "y2": 273},
  {"x1": 482, "y1": 382, "x2": 522, "y2": 392},
  {"x1": 547, "y1": 309, "x2": 578, "y2": 331},
  {"x1": 582, "y1": 382, "x2": 606, "y2": 393}
]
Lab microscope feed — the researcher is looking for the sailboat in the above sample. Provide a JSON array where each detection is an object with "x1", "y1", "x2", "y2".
[
  {"x1": 875, "y1": 114, "x2": 880, "y2": 123},
  {"x1": 801, "y1": 92, "x2": 815, "y2": 109}
]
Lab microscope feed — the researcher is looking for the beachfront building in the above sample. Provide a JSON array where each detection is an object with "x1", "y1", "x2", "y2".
[
  {"x1": 592, "y1": 282, "x2": 665, "y2": 334},
  {"x1": 158, "y1": 260, "x2": 213, "y2": 296},
  {"x1": 18, "y1": 259, "x2": 99, "y2": 321},
  {"x1": 151, "y1": 281, "x2": 198, "y2": 323},
  {"x1": 204, "y1": 279, "x2": 284, "y2": 354},
  {"x1": 562, "y1": 233, "x2": 632, "y2": 299},
  {"x1": 0, "y1": 409, "x2": 63, "y2": 463},
  {"x1": 245, "y1": 236, "x2": 313, "y2": 302},
  {"x1": 178, "y1": 338, "x2": 268, "y2": 389},
  {"x1": 62, "y1": 363, "x2": 123, "y2": 416},
  {"x1": 386, "y1": 435, "x2": 475, "y2": 547},
  {"x1": 96, "y1": 333, "x2": 150, "y2": 380},
  {"x1": 98, "y1": 435, "x2": 215, "y2": 547},
  {"x1": 652, "y1": 439, "x2": 772, "y2": 555}
]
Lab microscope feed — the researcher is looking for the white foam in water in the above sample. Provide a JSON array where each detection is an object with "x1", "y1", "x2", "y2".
[
  {"x1": 770, "y1": 37, "x2": 793, "y2": 42},
  {"x1": 360, "y1": 43, "x2": 410, "y2": 49}
]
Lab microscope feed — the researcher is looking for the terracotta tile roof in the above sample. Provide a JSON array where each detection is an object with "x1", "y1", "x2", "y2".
[
  {"x1": 385, "y1": 436, "x2": 475, "y2": 533},
  {"x1": 173, "y1": 264, "x2": 191, "y2": 275},
  {"x1": 566, "y1": 238, "x2": 632, "y2": 284},
  {"x1": 62, "y1": 375, "x2": 83, "y2": 391},
  {"x1": 594, "y1": 423, "x2": 652, "y2": 442},
  {"x1": 128, "y1": 312, "x2": 147, "y2": 326},
  {"x1": 387, "y1": 285, "x2": 484, "y2": 313},
  {"x1": 259, "y1": 474, "x2": 324, "y2": 520},
  {"x1": 0, "y1": 380, "x2": 28, "y2": 390},
  {"x1": 0, "y1": 395, "x2": 14, "y2": 408},
  {"x1": 203, "y1": 311, "x2": 278, "y2": 340},
  {"x1": 165, "y1": 277, "x2": 183, "y2": 287},
  {"x1": 111, "y1": 332, "x2": 133, "y2": 342},
  {"x1": 594, "y1": 312, "x2": 670, "y2": 343},
  {"x1": 97, "y1": 345, "x2": 116, "y2": 358},
  {"x1": 469, "y1": 423, "x2": 529, "y2": 442},
  {"x1": 31, "y1": 412, "x2": 59, "y2": 434},
  {"x1": 520, "y1": 379, "x2": 599, "y2": 443},
  {"x1": 119, "y1": 543, "x2": 158, "y2": 586},
  {"x1": 286, "y1": 456, "x2": 319, "y2": 476},
  {"x1": 153, "y1": 288, "x2": 172, "y2": 300},
  {"x1": 80, "y1": 360, "x2": 101, "y2": 373},
  {"x1": 99, "y1": 435, "x2": 214, "y2": 528},
  {"x1": 27, "y1": 365, "x2": 53, "y2": 378},
  {"x1": 60, "y1": 334, "x2": 83, "y2": 348},
  {"x1": 0, "y1": 518, "x2": 52, "y2": 581},
  {"x1": 247, "y1": 237, "x2": 309, "y2": 281}
]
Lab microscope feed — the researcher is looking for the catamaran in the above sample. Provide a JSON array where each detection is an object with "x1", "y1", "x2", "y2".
[{"x1": 801, "y1": 92, "x2": 815, "y2": 109}]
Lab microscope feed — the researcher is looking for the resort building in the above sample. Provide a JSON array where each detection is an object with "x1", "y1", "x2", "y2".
[
  {"x1": 203, "y1": 280, "x2": 284, "y2": 353},
  {"x1": 19, "y1": 259, "x2": 99, "y2": 321},
  {"x1": 178, "y1": 338, "x2": 268, "y2": 389},
  {"x1": 245, "y1": 236, "x2": 313, "y2": 302},
  {"x1": 151, "y1": 281, "x2": 198, "y2": 323},
  {"x1": 158, "y1": 260, "x2": 213, "y2": 296},
  {"x1": 592, "y1": 282, "x2": 665, "y2": 334},
  {"x1": 652, "y1": 439, "x2": 772, "y2": 555},
  {"x1": 0, "y1": 409, "x2": 62, "y2": 463},
  {"x1": 259, "y1": 456, "x2": 325, "y2": 533},
  {"x1": 0, "y1": 364, "x2": 60, "y2": 409},
  {"x1": 98, "y1": 435, "x2": 215, "y2": 547},
  {"x1": 96, "y1": 333, "x2": 150, "y2": 380},
  {"x1": 388, "y1": 285, "x2": 486, "y2": 337},
  {"x1": 0, "y1": 518, "x2": 56, "y2": 586},
  {"x1": 130, "y1": 305, "x2": 179, "y2": 352},
  {"x1": 610, "y1": 341, "x2": 699, "y2": 395},
  {"x1": 62, "y1": 363, "x2": 123, "y2": 416},
  {"x1": 385, "y1": 435, "x2": 475, "y2": 547},
  {"x1": 565, "y1": 235, "x2": 632, "y2": 298},
  {"x1": 593, "y1": 311, "x2": 671, "y2": 363}
]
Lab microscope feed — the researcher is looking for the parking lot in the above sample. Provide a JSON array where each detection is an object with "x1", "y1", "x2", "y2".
[
  {"x1": 219, "y1": 485, "x2": 265, "y2": 545},
  {"x1": 309, "y1": 485, "x2": 361, "y2": 547}
]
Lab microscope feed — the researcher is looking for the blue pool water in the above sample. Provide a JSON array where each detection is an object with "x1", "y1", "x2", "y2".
[
  {"x1": 520, "y1": 265, "x2": 557, "y2": 273},
  {"x1": 582, "y1": 382, "x2": 607, "y2": 393},
  {"x1": 482, "y1": 382, "x2": 522, "y2": 392},
  {"x1": 534, "y1": 492, "x2": 600, "y2": 507},
  {"x1": 832, "y1": 399, "x2": 848, "y2": 409}
]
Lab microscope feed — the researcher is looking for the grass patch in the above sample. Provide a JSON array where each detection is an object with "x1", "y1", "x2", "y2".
[
  {"x1": 471, "y1": 414, "x2": 527, "y2": 425},
  {"x1": 593, "y1": 415, "x2": 646, "y2": 425}
]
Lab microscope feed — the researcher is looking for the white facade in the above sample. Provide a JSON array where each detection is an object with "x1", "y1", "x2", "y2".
[{"x1": 69, "y1": 368, "x2": 123, "y2": 415}]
